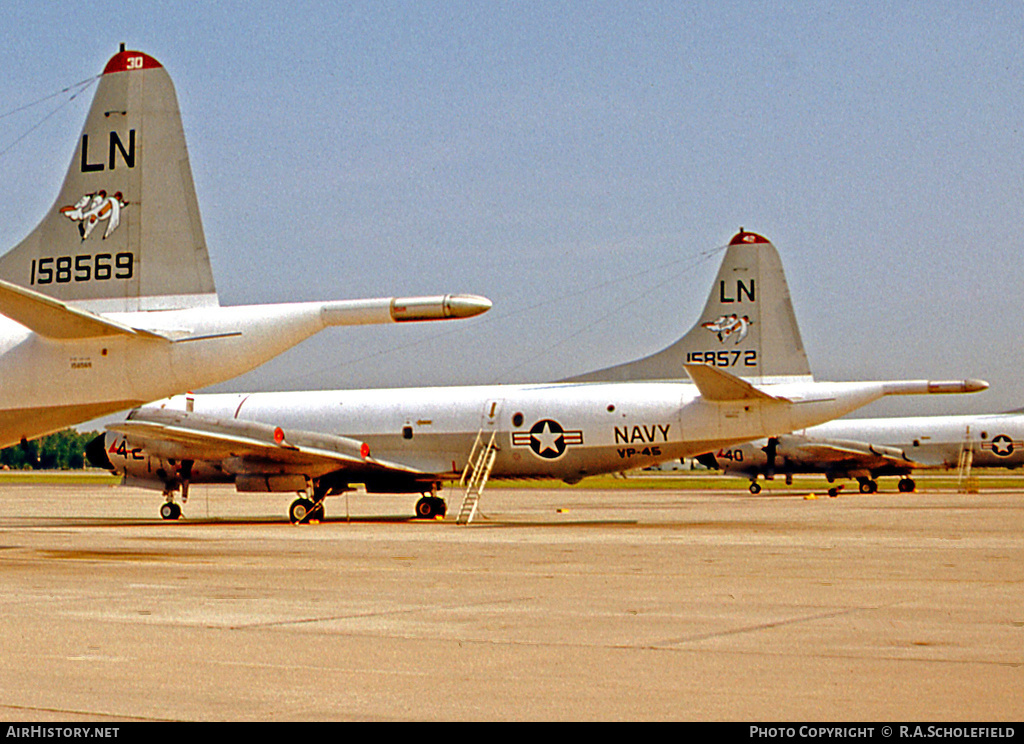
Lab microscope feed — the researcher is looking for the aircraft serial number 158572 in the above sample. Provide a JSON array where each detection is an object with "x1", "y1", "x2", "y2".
[
  {"x1": 685, "y1": 349, "x2": 757, "y2": 367},
  {"x1": 30, "y1": 252, "x2": 135, "y2": 285}
]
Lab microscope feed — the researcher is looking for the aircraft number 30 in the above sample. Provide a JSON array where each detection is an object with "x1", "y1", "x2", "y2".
[{"x1": 30, "y1": 252, "x2": 135, "y2": 285}]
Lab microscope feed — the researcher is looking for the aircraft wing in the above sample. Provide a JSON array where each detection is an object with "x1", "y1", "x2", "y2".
[
  {"x1": 0, "y1": 279, "x2": 168, "y2": 340},
  {"x1": 107, "y1": 408, "x2": 425, "y2": 475},
  {"x1": 779, "y1": 436, "x2": 917, "y2": 469}
]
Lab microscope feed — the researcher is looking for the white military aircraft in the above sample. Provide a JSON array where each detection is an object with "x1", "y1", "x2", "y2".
[
  {"x1": 696, "y1": 412, "x2": 1024, "y2": 496},
  {"x1": 0, "y1": 47, "x2": 489, "y2": 448},
  {"x1": 88, "y1": 229, "x2": 987, "y2": 522}
]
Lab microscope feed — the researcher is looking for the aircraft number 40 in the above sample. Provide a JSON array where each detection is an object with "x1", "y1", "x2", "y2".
[{"x1": 716, "y1": 448, "x2": 744, "y2": 461}]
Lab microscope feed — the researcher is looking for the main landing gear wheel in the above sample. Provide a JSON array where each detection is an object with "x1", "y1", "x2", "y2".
[
  {"x1": 748, "y1": 482, "x2": 761, "y2": 494},
  {"x1": 858, "y1": 479, "x2": 878, "y2": 494},
  {"x1": 290, "y1": 498, "x2": 318, "y2": 524},
  {"x1": 160, "y1": 502, "x2": 181, "y2": 520},
  {"x1": 898, "y1": 478, "x2": 917, "y2": 493},
  {"x1": 414, "y1": 496, "x2": 447, "y2": 519}
]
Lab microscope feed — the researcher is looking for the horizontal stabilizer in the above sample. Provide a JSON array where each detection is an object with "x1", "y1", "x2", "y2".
[
  {"x1": 684, "y1": 363, "x2": 789, "y2": 402},
  {"x1": 0, "y1": 279, "x2": 167, "y2": 340}
]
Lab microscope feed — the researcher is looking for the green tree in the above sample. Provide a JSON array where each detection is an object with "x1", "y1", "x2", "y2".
[{"x1": 0, "y1": 430, "x2": 99, "y2": 470}]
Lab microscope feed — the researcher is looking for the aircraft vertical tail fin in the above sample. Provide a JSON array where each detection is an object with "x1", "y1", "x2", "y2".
[
  {"x1": 0, "y1": 48, "x2": 218, "y2": 312},
  {"x1": 566, "y1": 230, "x2": 812, "y2": 383}
]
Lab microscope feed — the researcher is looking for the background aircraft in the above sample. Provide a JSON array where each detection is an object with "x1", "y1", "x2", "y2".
[
  {"x1": 697, "y1": 412, "x2": 1024, "y2": 496},
  {"x1": 0, "y1": 47, "x2": 489, "y2": 448},
  {"x1": 88, "y1": 230, "x2": 985, "y2": 522}
]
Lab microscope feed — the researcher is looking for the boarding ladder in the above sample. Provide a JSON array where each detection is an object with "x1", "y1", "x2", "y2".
[
  {"x1": 956, "y1": 425, "x2": 977, "y2": 493},
  {"x1": 457, "y1": 429, "x2": 499, "y2": 524}
]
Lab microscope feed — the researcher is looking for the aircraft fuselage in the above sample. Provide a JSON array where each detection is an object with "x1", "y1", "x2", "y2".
[
  {"x1": 801, "y1": 415, "x2": 1024, "y2": 469},
  {"x1": 154, "y1": 379, "x2": 924, "y2": 485},
  {"x1": 708, "y1": 413, "x2": 1024, "y2": 495}
]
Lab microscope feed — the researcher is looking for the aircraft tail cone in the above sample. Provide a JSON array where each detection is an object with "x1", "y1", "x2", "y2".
[
  {"x1": 958, "y1": 379, "x2": 990, "y2": 394},
  {"x1": 391, "y1": 294, "x2": 492, "y2": 322},
  {"x1": 442, "y1": 294, "x2": 493, "y2": 319},
  {"x1": 883, "y1": 379, "x2": 989, "y2": 395}
]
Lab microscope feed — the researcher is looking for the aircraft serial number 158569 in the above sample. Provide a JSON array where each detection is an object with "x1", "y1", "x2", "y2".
[{"x1": 30, "y1": 252, "x2": 135, "y2": 285}]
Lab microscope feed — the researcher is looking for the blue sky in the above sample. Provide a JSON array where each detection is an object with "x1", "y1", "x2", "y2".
[{"x1": 2, "y1": 2, "x2": 1022, "y2": 417}]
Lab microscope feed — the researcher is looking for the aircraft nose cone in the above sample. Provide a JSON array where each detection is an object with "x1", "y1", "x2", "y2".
[
  {"x1": 444, "y1": 294, "x2": 492, "y2": 319},
  {"x1": 85, "y1": 433, "x2": 114, "y2": 471}
]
